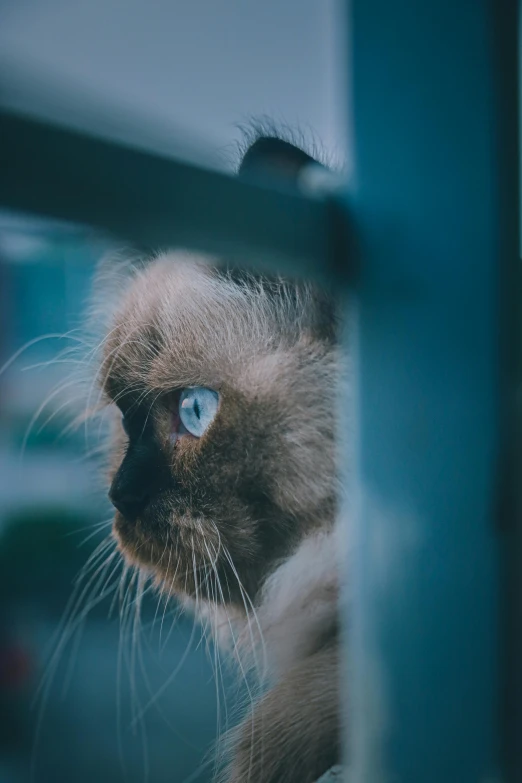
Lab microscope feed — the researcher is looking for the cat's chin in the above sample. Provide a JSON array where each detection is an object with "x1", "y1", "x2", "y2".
[{"x1": 112, "y1": 510, "x2": 233, "y2": 603}]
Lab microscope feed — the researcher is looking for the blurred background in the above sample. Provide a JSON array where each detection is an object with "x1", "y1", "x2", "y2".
[{"x1": 0, "y1": 2, "x2": 344, "y2": 782}]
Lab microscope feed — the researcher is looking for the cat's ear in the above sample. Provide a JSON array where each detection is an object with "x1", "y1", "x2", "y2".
[{"x1": 238, "y1": 136, "x2": 318, "y2": 186}]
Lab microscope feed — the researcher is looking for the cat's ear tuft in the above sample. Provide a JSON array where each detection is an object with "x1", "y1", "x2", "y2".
[{"x1": 238, "y1": 136, "x2": 317, "y2": 186}]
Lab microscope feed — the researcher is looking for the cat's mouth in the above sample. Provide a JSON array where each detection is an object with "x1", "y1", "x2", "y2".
[
  {"x1": 113, "y1": 510, "x2": 162, "y2": 566},
  {"x1": 113, "y1": 507, "x2": 253, "y2": 605},
  {"x1": 112, "y1": 507, "x2": 222, "y2": 594}
]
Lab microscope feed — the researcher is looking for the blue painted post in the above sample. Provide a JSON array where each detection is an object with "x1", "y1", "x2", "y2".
[{"x1": 345, "y1": 1, "x2": 518, "y2": 782}]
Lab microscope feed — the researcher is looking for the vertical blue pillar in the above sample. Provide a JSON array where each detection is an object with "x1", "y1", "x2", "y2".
[{"x1": 345, "y1": 1, "x2": 518, "y2": 781}]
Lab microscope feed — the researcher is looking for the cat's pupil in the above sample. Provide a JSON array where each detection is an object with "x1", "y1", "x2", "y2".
[{"x1": 194, "y1": 399, "x2": 200, "y2": 419}]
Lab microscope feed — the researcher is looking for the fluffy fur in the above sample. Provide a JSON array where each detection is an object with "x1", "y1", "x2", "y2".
[{"x1": 85, "y1": 135, "x2": 342, "y2": 782}]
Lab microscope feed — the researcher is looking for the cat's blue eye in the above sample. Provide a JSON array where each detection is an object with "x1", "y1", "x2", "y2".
[{"x1": 179, "y1": 387, "x2": 219, "y2": 438}]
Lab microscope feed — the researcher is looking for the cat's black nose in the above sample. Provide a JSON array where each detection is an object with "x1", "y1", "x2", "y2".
[
  {"x1": 108, "y1": 442, "x2": 155, "y2": 521},
  {"x1": 109, "y1": 479, "x2": 149, "y2": 521},
  {"x1": 108, "y1": 440, "x2": 174, "y2": 522}
]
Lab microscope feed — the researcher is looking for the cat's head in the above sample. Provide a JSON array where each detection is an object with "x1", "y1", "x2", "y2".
[{"x1": 93, "y1": 135, "x2": 339, "y2": 608}]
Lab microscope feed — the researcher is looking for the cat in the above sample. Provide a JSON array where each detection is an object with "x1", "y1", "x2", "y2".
[{"x1": 87, "y1": 132, "x2": 342, "y2": 783}]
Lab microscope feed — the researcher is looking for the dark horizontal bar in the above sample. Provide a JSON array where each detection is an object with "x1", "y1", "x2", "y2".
[{"x1": 0, "y1": 109, "x2": 345, "y2": 283}]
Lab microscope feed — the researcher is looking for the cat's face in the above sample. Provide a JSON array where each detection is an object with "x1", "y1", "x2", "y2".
[{"x1": 97, "y1": 138, "x2": 338, "y2": 610}]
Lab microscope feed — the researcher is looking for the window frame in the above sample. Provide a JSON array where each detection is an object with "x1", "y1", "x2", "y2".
[{"x1": 0, "y1": 1, "x2": 520, "y2": 779}]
